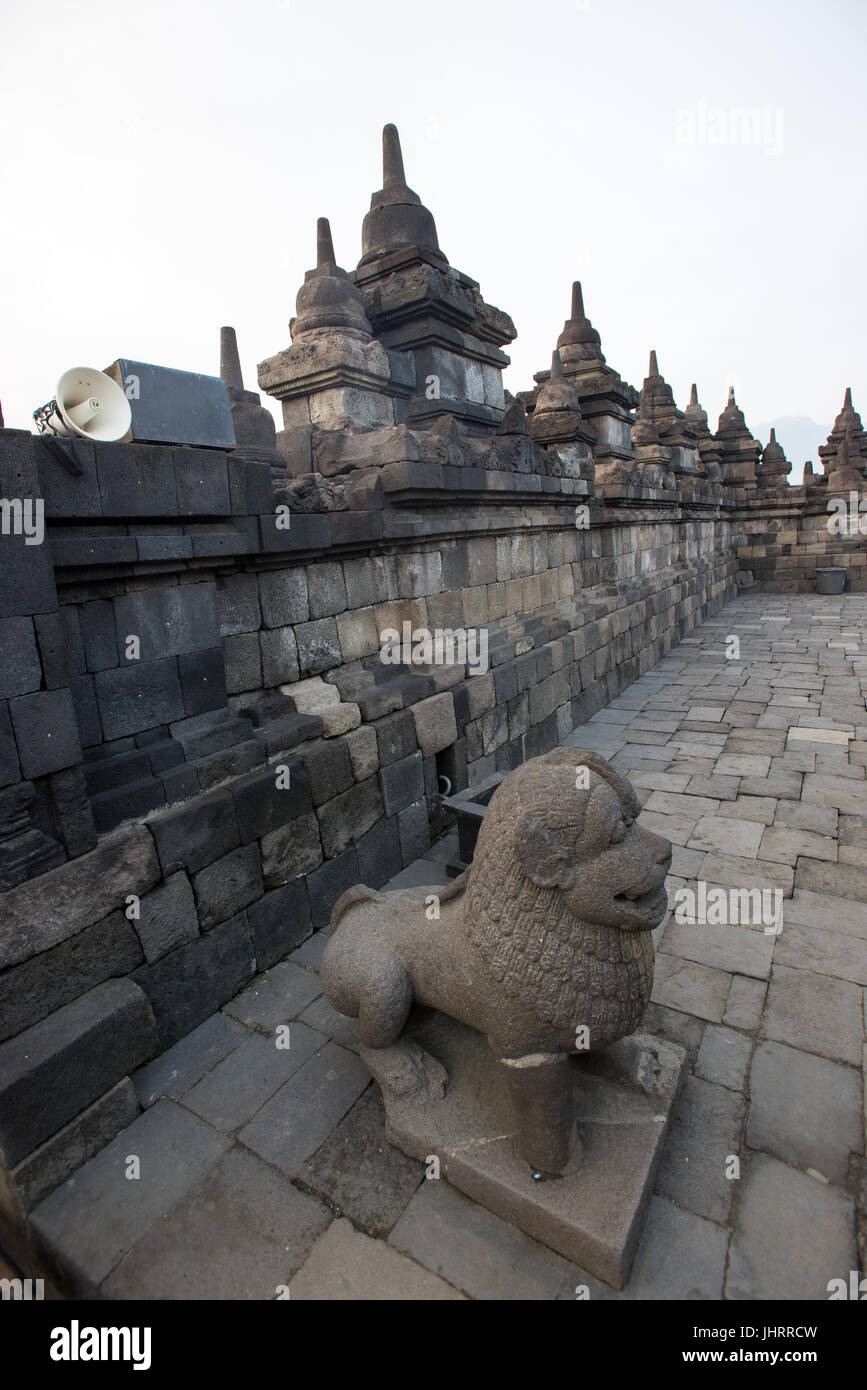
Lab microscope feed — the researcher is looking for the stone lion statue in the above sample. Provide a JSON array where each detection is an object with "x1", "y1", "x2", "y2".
[{"x1": 320, "y1": 747, "x2": 672, "y2": 1178}]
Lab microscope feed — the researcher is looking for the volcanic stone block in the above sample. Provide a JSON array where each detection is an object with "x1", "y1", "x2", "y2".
[
  {"x1": 69, "y1": 674, "x2": 101, "y2": 748},
  {"x1": 306, "y1": 847, "x2": 361, "y2": 928},
  {"x1": 34, "y1": 434, "x2": 102, "y2": 519},
  {"x1": 260, "y1": 813, "x2": 323, "y2": 888},
  {"x1": 44, "y1": 767, "x2": 96, "y2": 857},
  {"x1": 381, "y1": 751, "x2": 425, "y2": 815},
  {"x1": 308, "y1": 562, "x2": 348, "y2": 619},
  {"x1": 258, "y1": 569, "x2": 309, "y2": 628},
  {"x1": 216, "y1": 573, "x2": 261, "y2": 635},
  {"x1": 192, "y1": 844, "x2": 263, "y2": 930},
  {"x1": 412, "y1": 693, "x2": 458, "y2": 758},
  {"x1": 94, "y1": 442, "x2": 178, "y2": 517},
  {"x1": 248, "y1": 880, "x2": 312, "y2": 971},
  {"x1": 90, "y1": 777, "x2": 166, "y2": 833},
  {"x1": 173, "y1": 448, "x2": 230, "y2": 515},
  {"x1": 355, "y1": 814, "x2": 403, "y2": 889},
  {"x1": 228, "y1": 458, "x2": 272, "y2": 515},
  {"x1": 260, "y1": 627, "x2": 300, "y2": 686},
  {"x1": 223, "y1": 633, "x2": 261, "y2": 694},
  {"x1": 132, "y1": 910, "x2": 257, "y2": 1050},
  {"x1": 0, "y1": 911, "x2": 143, "y2": 1045},
  {"x1": 0, "y1": 435, "x2": 58, "y2": 618},
  {"x1": 178, "y1": 646, "x2": 227, "y2": 716},
  {"x1": 296, "y1": 617, "x2": 341, "y2": 675},
  {"x1": 302, "y1": 738, "x2": 354, "y2": 807},
  {"x1": 345, "y1": 725, "x2": 378, "y2": 781},
  {"x1": 136, "y1": 872, "x2": 199, "y2": 964},
  {"x1": 398, "y1": 798, "x2": 430, "y2": 864},
  {"x1": 316, "y1": 776, "x2": 384, "y2": 859},
  {"x1": 0, "y1": 979, "x2": 158, "y2": 1167},
  {"x1": 0, "y1": 701, "x2": 19, "y2": 787},
  {"x1": 375, "y1": 710, "x2": 417, "y2": 766},
  {"x1": 114, "y1": 584, "x2": 219, "y2": 664},
  {"x1": 0, "y1": 617, "x2": 41, "y2": 698},
  {"x1": 33, "y1": 612, "x2": 69, "y2": 689},
  {"x1": 149, "y1": 788, "x2": 240, "y2": 876},
  {"x1": 95, "y1": 659, "x2": 185, "y2": 740},
  {"x1": 259, "y1": 512, "x2": 330, "y2": 554},
  {"x1": 160, "y1": 763, "x2": 200, "y2": 804},
  {"x1": 10, "y1": 1078, "x2": 140, "y2": 1213},
  {"x1": 232, "y1": 760, "x2": 312, "y2": 843},
  {"x1": 9, "y1": 688, "x2": 81, "y2": 779},
  {"x1": 0, "y1": 824, "x2": 160, "y2": 971},
  {"x1": 84, "y1": 747, "x2": 150, "y2": 793}
]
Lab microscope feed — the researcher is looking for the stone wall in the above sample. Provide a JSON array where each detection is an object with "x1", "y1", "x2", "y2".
[{"x1": 732, "y1": 487, "x2": 867, "y2": 592}]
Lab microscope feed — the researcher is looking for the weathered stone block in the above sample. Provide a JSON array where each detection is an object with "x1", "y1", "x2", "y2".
[
  {"x1": 149, "y1": 788, "x2": 239, "y2": 876},
  {"x1": 398, "y1": 797, "x2": 430, "y2": 864},
  {"x1": 317, "y1": 776, "x2": 384, "y2": 859},
  {"x1": 0, "y1": 826, "x2": 160, "y2": 971},
  {"x1": 232, "y1": 760, "x2": 312, "y2": 843},
  {"x1": 95, "y1": 659, "x2": 185, "y2": 740},
  {"x1": 260, "y1": 812, "x2": 323, "y2": 887},
  {"x1": 412, "y1": 693, "x2": 457, "y2": 758},
  {"x1": 260, "y1": 627, "x2": 300, "y2": 686},
  {"x1": 136, "y1": 873, "x2": 199, "y2": 964},
  {"x1": 248, "y1": 880, "x2": 312, "y2": 970},
  {"x1": 380, "y1": 751, "x2": 424, "y2": 815},
  {"x1": 301, "y1": 737, "x2": 354, "y2": 806},
  {"x1": 9, "y1": 688, "x2": 81, "y2": 778},
  {"x1": 355, "y1": 814, "x2": 403, "y2": 888},
  {"x1": 0, "y1": 979, "x2": 157, "y2": 1167},
  {"x1": 258, "y1": 568, "x2": 309, "y2": 627},
  {"x1": 0, "y1": 910, "x2": 143, "y2": 1044},
  {"x1": 296, "y1": 617, "x2": 342, "y2": 675},
  {"x1": 0, "y1": 617, "x2": 41, "y2": 699},
  {"x1": 306, "y1": 847, "x2": 361, "y2": 928},
  {"x1": 132, "y1": 910, "x2": 256, "y2": 1050},
  {"x1": 192, "y1": 844, "x2": 263, "y2": 930},
  {"x1": 11, "y1": 1078, "x2": 140, "y2": 1213},
  {"x1": 375, "y1": 710, "x2": 417, "y2": 766},
  {"x1": 345, "y1": 725, "x2": 378, "y2": 781}
]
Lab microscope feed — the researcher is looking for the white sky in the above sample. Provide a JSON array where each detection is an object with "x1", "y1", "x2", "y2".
[{"x1": 1, "y1": 0, "x2": 864, "y2": 456}]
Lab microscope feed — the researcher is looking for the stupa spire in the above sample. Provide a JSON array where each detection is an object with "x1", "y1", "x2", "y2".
[
  {"x1": 317, "y1": 216, "x2": 336, "y2": 269},
  {"x1": 219, "y1": 326, "x2": 244, "y2": 392},
  {"x1": 649, "y1": 350, "x2": 659, "y2": 377},
  {"x1": 382, "y1": 123, "x2": 407, "y2": 196}
]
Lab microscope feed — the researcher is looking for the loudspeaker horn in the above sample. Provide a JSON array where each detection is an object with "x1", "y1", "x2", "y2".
[{"x1": 33, "y1": 367, "x2": 132, "y2": 442}]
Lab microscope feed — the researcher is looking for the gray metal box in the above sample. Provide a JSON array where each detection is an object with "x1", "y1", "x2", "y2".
[{"x1": 104, "y1": 359, "x2": 236, "y2": 449}]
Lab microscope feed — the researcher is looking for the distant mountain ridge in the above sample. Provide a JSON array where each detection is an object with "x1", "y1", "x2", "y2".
[{"x1": 754, "y1": 416, "x2": 830, "y2": 484}]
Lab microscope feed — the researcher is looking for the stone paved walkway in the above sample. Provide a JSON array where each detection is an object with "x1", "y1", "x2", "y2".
[{"x1": 22, "y1": 592, "x2": 867, "y2": 1300}]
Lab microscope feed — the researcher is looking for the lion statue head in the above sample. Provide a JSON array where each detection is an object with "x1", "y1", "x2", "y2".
[{"x1": 460, "y1": 748, "x2": 672, "y2": 1047}]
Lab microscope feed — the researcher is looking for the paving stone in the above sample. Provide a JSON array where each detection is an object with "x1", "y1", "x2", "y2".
[
  {"x1": 223, "y1": 961, "x2": 321, "y2": 1032},
  {"x1": 685, "y1": 775, "x2": 741, "y2": 801},
  {"x1": 623, "y1": 1195, "x2": 728, "y2": 1300},
  {"x1": 723, "y1": 975, "x2": 766, "y2": 1032},
  {"x1": 801, "y1": 773, "x2": 865, "y2": 815},
  {"x1": 645, "y1": 791, "x2": 719, "y2": 819},
  {"x1": 238, "y1": 1042, "x2": 370, "y2": 1176},
  {"x1": 695, "y1": 1025, "x2": 752, "y2": 1092},
  {"x1": 298, "y1": 993, "x2": 361, "y2": 1051},
  {"x1": 654, "y1": 1075, "x2": 745, "y2": 1224},
  {"x1": 298, "y1": 1088, "x2": 423, "y2": 1237},
  {"x1": 651, "y1": 954, "x2": 731, "y2": 1023},
  {"x1": 639, "y1": 1002, "x2": 706, "y2": 1061},
  {"x1": 739, "y1": 772, "x2": 802, "y2": 799},
  {"x1": 695, "y1": 852, "x2": 794, "y2": 896},
  {"x1": 688, "y1": 815, "x2": 764, "y2": 858},
  {"x1": 290, "y1": 1218, "x2": 464, "y2": 1300},
  {"x1": 389, "y1": 1176, "x2": 573, "y2": 1301},
  {"x1": 794, "y1": 857, "x2": 867, "y2": 902},
  {"x1": 290, "y1": 929, "x2": 328, "y2": 971},
  {"x1": 29, "y1": 1100, "x2": 231, "y2": 1293},
  {"x1": 182, "y1": 1025, "x2": 323, "y2": 1133},
  {"x1": 774, "y1": 922, "x2": 867, "y2": 987},
  {"x1": 758, "y1": 826, "x2": 837, "y2": 865},
  {"x1": 102, "y1": 1146, "x2": 331, "y2": 1300},
  {"x1": 726, "y1": 1154, "x2": 856, "y2": 1300},
  {"x1": 714, "y1": 753, "x2": 771, "y2": 778},
  {"x1": 747, "y1": 1040, "x2": 861, "y2": 1183},
  {"x1": 717, "y1": 795, "x2": 777, "y2": 825},
  {"x1": 133, "y1": 1012, "x2": 247, "y2": 1108},
  {"x1": 782, "y1": 888, "x2": 867, "y2": 940},
  {"x1": 660, "y1": 920, "x2": 774, "y2": 979},
  {"x1": 762, "y1": 964, "x2": 862, "y2": 1064}
]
